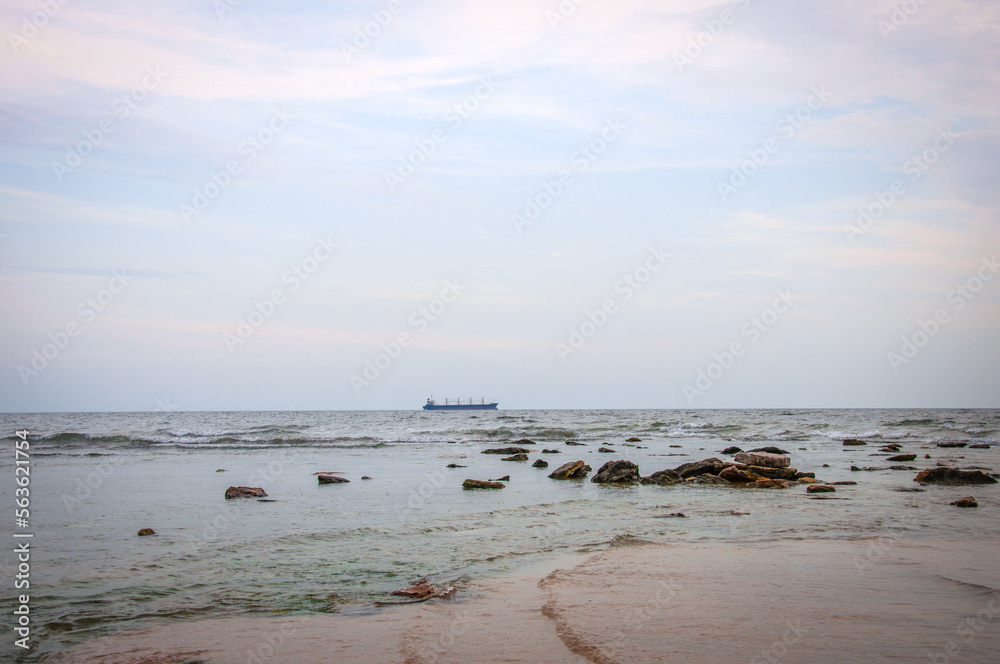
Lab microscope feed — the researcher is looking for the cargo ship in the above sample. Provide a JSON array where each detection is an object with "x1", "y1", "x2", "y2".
[{"x1": 423, "y1": 396, "x2": 498, "y2": 410}]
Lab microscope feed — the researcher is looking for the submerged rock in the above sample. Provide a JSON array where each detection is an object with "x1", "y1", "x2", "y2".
[
  {"x1": 689, "y1": 475, "x2": 731, "y2": 486},
  {"x1": 748, "y1": 446, "x2": 791, "y2": 455},
  {"x1": 483, "y1": 447, "x2": 531, "y2": 455},
  {"x1": 936, "y1": 442, "x2": 967, "y2": 448},
  {"x1": 463, "y1": 479, "x2": 504, "y2": 489},
  {"x1": 831, "y1": 481, "x2": 858, "y2": 485},
  {"x1": 598, "y1": 447, "x2": 616, "y2": 453},
  {"x1": 592, "y1": 460, "x2": 641, "y2": 484},
  {"x1": 888, "y1": 465, "x2": 918, "y2": 471},
  {"x1": 501, "y1": 453, "x2": 529, "y2": 462},
  {"x1": 734, "y1": 452, "x2": 790, "y2": 468},
  {"x1": 542, "y1": 449, "x2": 561, "y2": 454},
  {"x1": 843, "y1": 439, "x2": 867, "y2": 446},
  {"x1": 215, "y1": 469, "x2": 227, "y2": 472},
  {"x1": 549, "y1": 460, "x2": 591, "y2": 480},
  {"x1": 317, "y1": 474, "x2": 349, "y2": 484},
  {"x1": 674, "y1": 457, "x2": 725, "y2": 478},
  {"x1": 532, "y1": 459, "x2": 549, "y2": 469},
  {"x1": 951, "y1": 496, "x2": 978, "y2": 508},
  {"x1": 626, "y1": 437, "x2": 642, "y2": 442},
  {"x1": 489, "y1": 475, "x2": 510, "y2": 482},
  {"x1": 886, "y1": 454, "x2": 917, "y2": 462},
  {"x1": 225, "y1": 486, "x2": 267, "y2": 499},
  {"x1": 510, "y1": 438, "x2": 536, "y2": 446},
  {"x1": 914, "y1": 468, "x2": 998, "y2": 485},
  {"x1": 390, "y1": 582, "x2": 454, "y2": 600},
  {"x1": 721, "y1": 446, "x2": 743, "y2": 455},
  {"x1": 361, "y1": 476, "x2": 373, "y2": 480},
  {"x1": 880, "y1": 444, "x2": 903, "y2": 452},
  {"x1": 565, "y1": 441, "x2": 585, "y2": 446},
  {"x1": 806, "y1": 485, "x2": 836, "y2": 494},
  {"x1": 851, "y1": 466, "x2": 887, "y2": 472},
  {"x1": 137, "y1": 528, "x2": 156, "y2": 536},
  {"x1": 446, "y1": 463, "x2": 466, "y2": 468},
  {"x1": 969, "y1": 443, "x2": 991, "y2": 449},
  {"x1": 640, "y1": 469, "x2": 682, "y2": 486}
]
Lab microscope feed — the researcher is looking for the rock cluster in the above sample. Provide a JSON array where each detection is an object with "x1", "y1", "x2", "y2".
[{"x1": 591, "y1": 460, "x2": 641, "y2": 484}]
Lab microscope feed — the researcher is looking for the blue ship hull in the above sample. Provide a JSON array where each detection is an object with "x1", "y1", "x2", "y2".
[{"x1": 423, "y1": 402, "x2": 498, "y2": 410}]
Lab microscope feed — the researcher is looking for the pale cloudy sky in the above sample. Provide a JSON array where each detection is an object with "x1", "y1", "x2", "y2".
[{"x1": 1, "y1": 0, "x2": 998, "y2": 411}]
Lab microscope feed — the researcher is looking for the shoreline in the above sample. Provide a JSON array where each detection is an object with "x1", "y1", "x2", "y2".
[{"x1": 45, "y1": 536, "x2": 1000, "y2": 664}]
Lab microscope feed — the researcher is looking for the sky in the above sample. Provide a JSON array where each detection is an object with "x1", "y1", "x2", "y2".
[{"x1": 1, "y1": 0, "x2": 998, "y2": 412}]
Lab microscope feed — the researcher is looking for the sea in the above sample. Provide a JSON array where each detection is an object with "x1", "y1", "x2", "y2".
[{"x1": 1, "y1": 408, "x2": 998, "y2": 661}]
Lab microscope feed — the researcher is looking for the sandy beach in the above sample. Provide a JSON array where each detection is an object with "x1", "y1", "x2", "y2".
[{"x1": 48, "y1": 538, "x2": 1000, "y2": 664}]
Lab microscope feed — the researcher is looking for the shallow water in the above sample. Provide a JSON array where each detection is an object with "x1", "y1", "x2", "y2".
[{"x1": 1, "y1": 408, "x2": 997, "y2": 661}]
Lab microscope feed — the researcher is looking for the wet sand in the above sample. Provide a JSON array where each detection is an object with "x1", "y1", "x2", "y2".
[{"x1": 48, "y1": 537, "x2": 1000, "y2": 664}]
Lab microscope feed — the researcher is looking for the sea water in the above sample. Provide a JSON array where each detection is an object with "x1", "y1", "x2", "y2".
[{"x1": 1, "y1": 408, "x2": 997, "y2": 661}]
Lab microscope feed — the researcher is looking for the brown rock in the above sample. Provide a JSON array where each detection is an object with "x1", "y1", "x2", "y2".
[
  {"x1": 879, "y1": 444, "x2": 902, "y2": 452},
  {"x1": 137, "y1": 528, "x2": 156, "y2": 536},
  {"x1": 797, "y1": 477, "x2": 819, "y2": 484},
  {"x1": 914, "y1": 468, "x2": 998, "y2": 485},
  {"x1": 542, "y1": 449, "x2": 561, "y2": 453},
  {"x1": 969, "y1": 444, "x2": 991, "y2": 449},
  {"x1": 482, "y1": 447, "x2": 531, "y2": 455},
  {"x1": 733, "y1": 452, "x2": 790, "y2": 468},
  {"x1": 462, "y1": 479, "x2": 505, "y2": 489},
  {"x1": 886, "y1": 454, "x2": 917, "y2": 462},
  {"x1": 719, "y1": 465, "x2": 757, "y2": 483},
  {"x1": 598, "y1": 447, "x2": 616, "y2": 453},
  {"x1": 936, "y1": 442, "x2": 967, "y2": 448},
  {"x1": 732, "y1": 463, "x2": 798, "y2": 480},
  {"x1": 565, "y1": 441, "x2": 585, "y2": 446},
  {"x1": 490, "y1": 475, "x2": 510, "y2": 482},
  {"x1": 748, "y1": 446, "x2": 791, "y2": 455},
  {"x1": 532, "y1": 459, "x2": 549, "y2": 468},
  {"x1": 721, "y1": 446, "x2": 743, "y2": 455},
  {"x1": 640, "y1": 469, "x2": 683, "y2": 486},
  {"x1": 626, "y1": 437, "x2": 642, "y2": 442},
  {"x1": 225, "y1": 486, "x2": 267, "y2": 499},
  {"x1": 673, "y1": 457, "x2": 725, "y2": 478},
  {"x1": 951, "y1": 497, "x2": 978, "y2": 508},
  {"x1": 361, "y1": 476, "x2": 373, "y2": 480},
  {"x1": 591, "y1": 460, "x2": 641, "y2": 484},
  {"x1": 501, "y1": 453, "x2": 529, "y2": 461},
  {"x1": 446, "y1": 463, "x2": 466, "y2": 468},
  {"x1": 831, "y1": 481, "x2": 858, "y2": 485},
  {"x1": 391, "y1": 582, "x2": 435, "y2": 599},
  {"x1": 510, "y1": 439, "x2": 536, "y2": 446},
  {"x1": 843, "y1": 439, "x2": 866, "y2": 446},
  {"x1": 317, "y1": 474, "x2": 349, "y2": 484},
  {"x1": 748, "y1": 478, "x2": 795, "y2": 489},
  {"x1": 549, "y1": 460, "x2": 591, "y2": 480},
  {"x1": 806, "y1": 485, "x2": 836, "y2": 494}
]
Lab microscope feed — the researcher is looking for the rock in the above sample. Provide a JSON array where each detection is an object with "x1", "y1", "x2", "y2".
[
  {"x1": 673, "y1": 457, "x2": 725, "y2": 478},
  {"x1": 888, "y1": 465, "x2": 918, "y2": 471},
  {"x1": 951, "y1": 497, "x2": 978, "y2": 508},
  {"x1": 598, "y1": 447, "x2": 616, "y2": 453},
  {"x1": 733, "y1": 452, "x2": 790, "y2": 468},
  {"x1": 257, "y1": 499, "x2": 276, "y2": 502},
  {"x1": 317, "y1": 475, "x2": 349, "y2": 484},
  {"x1": 925, "y1": 454, "x2": 932, "y2": 459},
  {"x1": 806, "y1": 485, "x2": 836, "y2": 494},
  {"x1": 215, "y1": 469, "x2": 227, "y2": 472},
  {"x1": 831, "y1": 481, "x2": 857, "y2": 485},
  {"x1": 390, "y1": 582, "x2": 450, "y2": 599},
  {"x1": 822, "y1": 464, "x2": 830, "y2": 468},
  {"x1": 532, "y1": 459, "x2": 549, "y2": 469},
  {"x1": 542, "y1": 449, "x2": 561, "y2": 454},
  {"x1": 797, "y1": 477, "x2": 819, "y2": 484},
  {"x1": 851, "y1": 466, "x2": 886, "y2": 472},
  {"x1": 748, "y1": 478, "x2": 795, "y2": 489},
  {"x1": 936, "y1": 442, "x2": 967, "y2": 448},
  {"x1": 914, "y1": 468, "x2": 998, "y2": 485},
  {"x1": 361, "y1": 476, "x2": 373, "y2": 480},
  {"x1": 969, "y1": 444, "x2": 991, "y2": 449},
  {"x1": 653, "y1": 512, "x2": 687, "y2": 518},
  {"x1": 565, "y1": 441, "x2": 585, "y2": 446},
  {"x1": 843, "y1": 439, "x2": 867, "y2": 446},
  {"x1": 640, "y1": 469, "x2": 682, "y2": 486},
  {"x1": 719, "y1": 466, "x2": 757, "y2": 483},
  {"x1": 446, "y1": 463, "x2": 466, "y2": 468},
  {"x1": 463, "y1": 479, "x2": 504, "y2": 489},
  {"x1": 895, "y1": 487, "x2": 925, "y2": 492},
  {"x1": 669, "y1": 444, "x2": 682, "y2": 448},
  {"x1": 225, "y1": 486, "x2": 268, "y2": 499},
  {"x1": 510, "y1": 438, "x2": 536, "y2": 446},
  {"x1": 549, "y1": 460, "x2": 591, "y2": 480},
  {"x1": 483, "y1": 447, "x2": 531, "y2": 455},
  {"x1": 721, "y1": 446, "x2": 743, "y2": 455},
  {"x1": 137, "y1": 528, "x2": 156, "y2": 536},
  {"x1": 490, "y1": 475, "x2": 510, "y2": 482},
  {"x1": 591, "y1": 460, "x2": 641, "y2": 484},
  {"x1": 880, "y1": 444, "x2": 902, "y2": 452},
  {"x1": 732, "y1": 464, "x2": 798, "y2": 480},
  {"x1": 748, "y1": 446, "x2": 791, "y2": 455},
  {"x1": 626, "y1": 437, "x2": 642, "y2": 442},
  {"x1": 886, "y1": 454, "x2": 917, "y2": 462},
  {"x1": 688, "y1": 474, "x2": 731, "y2": 485},
  {"x1": 502, "y1": 453, "x2": 529, "y2": 462},
  {"x1": 793, "y1": 472, "x2": 816, "y2": 479}
]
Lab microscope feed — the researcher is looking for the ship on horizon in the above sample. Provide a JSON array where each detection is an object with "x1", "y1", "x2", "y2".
[{"x1": 423, "y1": 396, "x2": 498, "y2": 410}]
